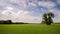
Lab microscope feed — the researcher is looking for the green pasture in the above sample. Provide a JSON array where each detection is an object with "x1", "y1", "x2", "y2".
[{"x1": 0, "y1": 24, "x2": 60, "y2": 34}]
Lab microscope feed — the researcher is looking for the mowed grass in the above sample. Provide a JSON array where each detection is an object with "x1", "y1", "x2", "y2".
[{"x1": 0, "y1": 24, "x2": 60, "y2": 34}]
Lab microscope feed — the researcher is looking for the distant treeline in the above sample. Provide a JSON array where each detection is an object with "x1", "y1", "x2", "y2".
[{"x1": 0, "y1": 20, "x2": 28, "y2": 24}]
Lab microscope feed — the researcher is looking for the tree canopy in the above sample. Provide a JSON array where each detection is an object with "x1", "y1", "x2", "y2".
[{"x1": 42, "y1": 12, "x2": 54, "y2": 25}]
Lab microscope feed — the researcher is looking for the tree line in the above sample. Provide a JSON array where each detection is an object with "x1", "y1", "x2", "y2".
[{"x1": 0, "y1": 20, "x2": 28, "y2": 24}]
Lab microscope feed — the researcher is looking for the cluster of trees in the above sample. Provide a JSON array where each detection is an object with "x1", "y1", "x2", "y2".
[
  {"x1": 41, "y1": 12, "x2": 54, "y2": 25},
  {"x1": 0, "y1": 20, "x2": 12, "y2": 24},
  {"x1": 0, "y1": 20, "x2": 28, "y2": 24}
]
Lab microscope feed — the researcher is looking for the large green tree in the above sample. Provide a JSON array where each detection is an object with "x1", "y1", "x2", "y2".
[{"x1": 42, "y1": 12, "x2": 54, "y2": 25}]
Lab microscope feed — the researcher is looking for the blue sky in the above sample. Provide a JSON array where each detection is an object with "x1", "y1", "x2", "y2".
[{"x1": 0, "y1": 0, "x2": 60, "y2": 23}]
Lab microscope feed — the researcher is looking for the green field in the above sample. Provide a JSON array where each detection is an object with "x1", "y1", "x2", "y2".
[{"x1": 0, "y1": 24, "x2": 60, "y2": 34}]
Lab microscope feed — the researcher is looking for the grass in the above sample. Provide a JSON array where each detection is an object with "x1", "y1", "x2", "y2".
[{"x1": 0, "y1": 24, "x2": 60, "y2": 34}]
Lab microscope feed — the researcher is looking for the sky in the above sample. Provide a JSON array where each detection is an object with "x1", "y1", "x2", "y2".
[{"x1": 0, "y1": 0, "x2": 60, "y2": 23}]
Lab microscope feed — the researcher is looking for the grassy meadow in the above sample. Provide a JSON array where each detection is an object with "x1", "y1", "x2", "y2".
[{"x1": 0, "y1": 24, "x2": 60, "y2": 34}]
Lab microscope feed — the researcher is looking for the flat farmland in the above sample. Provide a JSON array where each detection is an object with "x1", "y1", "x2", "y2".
[{"x1": 0, "y1": 24, "x2": 60, "y2": 34}]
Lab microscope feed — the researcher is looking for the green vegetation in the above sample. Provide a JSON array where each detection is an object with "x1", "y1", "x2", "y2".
[
  {"x1": 42, "y1": 12, "x2": 54, "y2": 25},
  {"x1": 0, "y1": 24, "x2": 60, "y2": 34}
]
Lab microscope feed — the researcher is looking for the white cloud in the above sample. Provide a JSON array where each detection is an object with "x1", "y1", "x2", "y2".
[
  {"x1": 17, "y1": 10, "x2": 29, "y2": 15},
  {"x1": 6, "y1": 7, "x2": 13, "y2": 10},
  {"x1": 2, "y1": 7, "x2": 14, "y2": 15},
  {"x1": 38, "y1": 1, "x2": 56, "y2": 8}
]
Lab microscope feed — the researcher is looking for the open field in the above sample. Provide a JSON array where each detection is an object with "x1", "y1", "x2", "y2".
[{"x1": 0, "y1": 24, "x2": 60, "y2": 34}]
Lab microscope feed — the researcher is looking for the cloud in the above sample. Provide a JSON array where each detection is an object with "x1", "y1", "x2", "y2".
[
  {"x1": 6, "y1": 7, "x2": 13, "y2": 10},
  {"x1": 38, "y1": 1, "x2": 56, "y2": 8}
]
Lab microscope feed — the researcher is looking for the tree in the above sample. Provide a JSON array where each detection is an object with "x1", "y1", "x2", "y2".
[
  {"x1": 47, "y1": 12, "x2": 54, "y2": 25},
  {"x1": 42, "y1": 12, "x2": 54, "y2": 25}
]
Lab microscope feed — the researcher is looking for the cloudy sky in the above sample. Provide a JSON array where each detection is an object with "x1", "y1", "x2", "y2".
[{"x1": 0, "y1": 0, "x2": 60, "y2": 23}]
